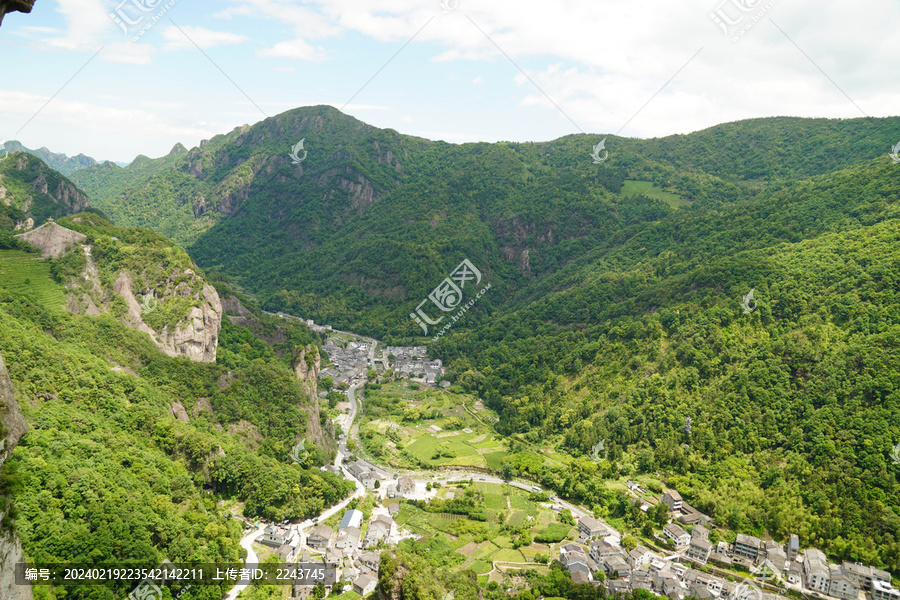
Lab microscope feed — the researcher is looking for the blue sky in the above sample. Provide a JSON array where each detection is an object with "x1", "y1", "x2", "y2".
[{"x1": 0, "y1": 0, "x2": 897, "y2": 164}]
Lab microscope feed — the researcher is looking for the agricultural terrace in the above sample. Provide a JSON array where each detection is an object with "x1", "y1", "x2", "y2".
[
  {"x1": 0, "y1": 249, "x2": 67, "y2": 310},
  {"x1": 358, "y1": 381, "x2": 507, "y2": 470},
  {"x1": 389, "y1": 481, "x2": 578, "y2": 582}
]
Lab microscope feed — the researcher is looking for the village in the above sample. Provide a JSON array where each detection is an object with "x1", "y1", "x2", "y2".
[
  {"x1": 248, "y1": 457, "x2": 434, "y2": 600},
  {"x1": 558, "y1": 487, "x2": 897, "y2": 600},
  {"x1": 259, "y1": 316, "x2": 898, "y2": 600}
]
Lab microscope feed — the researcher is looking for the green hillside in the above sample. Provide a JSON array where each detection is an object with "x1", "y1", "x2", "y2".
[
  {"x1": 0, "y1": 250, "x2": 66, "y2": 311},
  {"x1": 0, "y1": 210, "x2": 352, "y2": 599},
  {"x1": 0, "y1": 152, "x2": 91, "y2": 228}
]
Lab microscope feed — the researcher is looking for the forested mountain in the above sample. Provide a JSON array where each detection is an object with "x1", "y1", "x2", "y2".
[
  {"x1": 2, "y1": 141, "x2": 98, "y2": 176},
  {"x1": 69, "y1": 108, "x2": 900, "y2": 338},
  {"x1": 58, "y1": 107, "x2": 900, "y2": 572},
  {"x1": 0, "y1": 151, "x2": 90, "y2": 235},
  {"x1": 0, "y1": 195, "x2": 352, "y2": 597}
]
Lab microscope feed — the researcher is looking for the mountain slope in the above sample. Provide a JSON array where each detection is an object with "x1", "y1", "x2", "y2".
[
  {"x1": 66, "y1": 108, "x2": 900, "y2": 572},
  {"x1": 69, "y1": 109, "x2": 900, "y2": 340},
  {"x1": 0, "y1": 152, "x2": 90, "y2": 232},
  {"x1": 0, "y1": 217, "x2": 352, "y2": 598},
  {"x1": 2, "y1": 140, "x2": 98, "y2": 175}
]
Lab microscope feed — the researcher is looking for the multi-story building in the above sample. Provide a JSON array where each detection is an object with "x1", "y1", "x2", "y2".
[
  {"x1": 803, "y1": 549, "x2": 831, "y2": 594},
  {"x1": 589, "y1": 539, "x2": 620, "y2": 563},
  {"x1": 662, "y1": 490, "x2": 683, "y2": 513},
  {"x1": 603, "y1": 554, "x2": 631, "y2": 579},
  {"x1": 733, "y1": 533, "x2": 762, "y2": 562},
  {"x1": 828, "y1": 567, "x2": 860, "y2": 600},
  {"x1": 786, "y1": 534, "x2": 800, "y2": 561},
  {"x1": 873, "y1": 580, "x2": 900, "y2": 600},
  {"x1": 307, "y1": 524, "x2": 334, "y2": 549},
  {"x1": 577, "y1": 515, "x2": 612, "y2": 539},
  {"x1": 663, "y1": 523, "x2": 690, "y2": 547},
  {"x1": 686, "y1": 537, "x2": 712, "y2": 564}
]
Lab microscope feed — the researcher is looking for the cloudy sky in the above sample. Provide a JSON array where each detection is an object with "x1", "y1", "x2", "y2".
[{"x1": 0, "y1": 0, "x2": 896, "y2": 164}]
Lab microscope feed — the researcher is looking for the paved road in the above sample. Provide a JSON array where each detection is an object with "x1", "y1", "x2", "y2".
[{"x1": 223, "y1": 525, "x2": 264, "y2": 600}]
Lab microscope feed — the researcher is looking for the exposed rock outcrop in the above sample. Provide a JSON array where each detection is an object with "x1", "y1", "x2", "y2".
[
  {"x1": 0, "y1": 352, "x2": 33, "y2": 600},
  {"x1": 14, "y1": 220, "x2": 86, "y2": 258},
  {"x1": 292, "y1": 345, "x2": 332, "y2": 451},
  {"x1": 111, "y1": 271, "x2": 223, "y2": 363}
]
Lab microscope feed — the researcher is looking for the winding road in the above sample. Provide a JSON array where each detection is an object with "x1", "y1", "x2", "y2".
[{"x1": 227, "y1": 315, "x2": 602, "y2": 598}]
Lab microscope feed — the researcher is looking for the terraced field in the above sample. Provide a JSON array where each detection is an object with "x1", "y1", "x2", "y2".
[
  {"x1": 0, "y1": 249, "x2": 67, "y2": 310},
  {"x1": 394, "y1": 482, "x2": 573, "y2": 578},
  {"x1": 360, "y1": 382, "x2": 508, "y2": 469}
]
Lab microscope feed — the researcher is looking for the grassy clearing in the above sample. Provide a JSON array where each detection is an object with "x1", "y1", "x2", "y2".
[
  {"x1": 0, "y1": 251, "x2": 67, "y2": 311},
  {"x1": 621, "y1": 179, "x2": 688, "y2": 208}
]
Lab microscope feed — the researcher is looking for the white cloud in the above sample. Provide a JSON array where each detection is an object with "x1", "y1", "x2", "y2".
[
  {"x1": 162, "y1": 25, "x2": 248, "y2": 50},
  {"x1": 257, "y1": 37, "x2": 327, "y2": 61},
  {"x1": 43, "y1": 0, "x2": 111, "y2": 50}
]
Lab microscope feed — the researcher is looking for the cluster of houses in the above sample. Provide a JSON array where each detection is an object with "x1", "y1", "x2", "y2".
[
  {"x1": 343, "y1": 460, "x2": 422, "y2": 500},
  {"x1": 320, "y1": 340, "x2": 370, "y2": 386},
  {"x1": 259, "y1": 504, "x2": 408, "y2": 600},
  {"x1": 384, "y1": 346, "x2": 444, "y2": 385},
  {"x1": 558, "y1": 487, "x2": 898, "y2": 600}
]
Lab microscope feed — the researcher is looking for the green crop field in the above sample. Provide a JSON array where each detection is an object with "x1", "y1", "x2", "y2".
[
  {"x1": 620, "y1": 179, "x2": 689, "y2": 208},
  {"x1": 0, "y1": 251, "x2": 67, "y2": 311},
  {"x1": 359, "y1": 381, "x2": 508, "y2": 470}
]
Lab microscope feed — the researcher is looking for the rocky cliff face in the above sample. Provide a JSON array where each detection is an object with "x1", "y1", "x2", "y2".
[
  {"x1": 14, "y1": 220, "x2": 86, "y2": 258},
  {"x1": 57, "y1": 214, "x2": 224, "y2": 363},
  {"x1": 108, "y1": 270, "x2": 223, "y2": 363},
  {"x1": 0, "y1": 352, "x2": 33, "y2": 600},
  {"x1": 293, "y1": 345, "x2": 333, "y2": 450}
]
